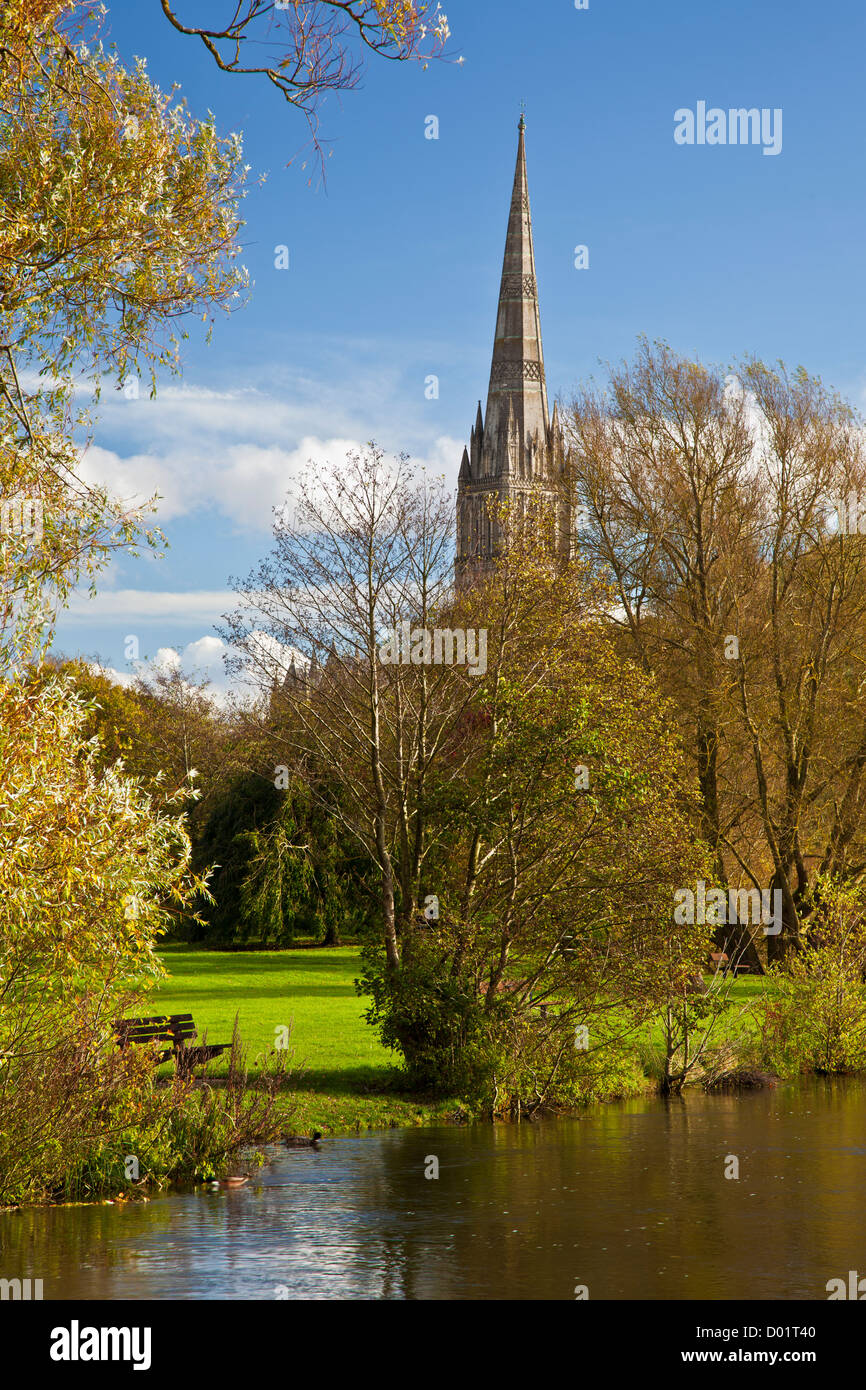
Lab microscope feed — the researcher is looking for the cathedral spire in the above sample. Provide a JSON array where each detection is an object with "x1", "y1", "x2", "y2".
[
  {"x1": 484, "y1": 113, "x2": 549, "y2": 455},
  {"x1": 456, "y1": 114, "x2": 564, "y2": 584}
]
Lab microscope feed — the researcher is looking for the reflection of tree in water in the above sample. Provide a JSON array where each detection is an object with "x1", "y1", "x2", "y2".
[
  {"x1": 354, "y1": 1087, "x2": 866, "y2": 1301},
  {"x1": 5, "y1": 1085, "x2": 866, "y2": 1299},
  {"x1": 359, "y1": 1120, "x2": 633, "y2": 1300},
  {"x1": 0, "y1": 1194, "x2": 195, "y2": 1299}
]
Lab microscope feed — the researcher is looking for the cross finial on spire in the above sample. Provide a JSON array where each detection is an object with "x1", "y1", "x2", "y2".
[{"x1": 519, "y1": 102, "x2": 526, "y2": 131}]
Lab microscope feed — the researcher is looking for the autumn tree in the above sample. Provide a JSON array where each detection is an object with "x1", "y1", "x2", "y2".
[
  {"x1": 1, "y1": 0, "x2": 249, "y2": 668},
  {"x1": 226, "y1": 454, "x2": 710, "y2": 1107},
  {"x1": 223, "y1": 443, "x2": 471, "y2": 969},
  {"x1": 563, "y1": 339, "x2": 866, "y2": 962},
  {"x1": 362, "y1": 500, "x2": 711, "y2": 1108},
  {"x1": 129, "y1": 659, "x2": 234, "y2": 813},
  {"x1": 0, "y1": 0, "x2": 261, "y2": 1198}
]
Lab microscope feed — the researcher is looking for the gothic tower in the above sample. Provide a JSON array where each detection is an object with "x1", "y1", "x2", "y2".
[{"x1": 456, "y1": 115, "x2": 567, "y2": 584}]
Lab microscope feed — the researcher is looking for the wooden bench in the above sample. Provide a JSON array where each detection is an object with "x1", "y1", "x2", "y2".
[
  {"x1": 709, "y1": 953, "x2": 753, "y2": 978},
  {"x1": 114, "y1": 1014, "x2": 231, "y2": 1078}
]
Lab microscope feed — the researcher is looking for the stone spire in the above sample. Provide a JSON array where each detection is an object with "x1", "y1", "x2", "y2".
[
  {"x1": 456, "y1": 115, "x2": 566, "y2": 583},
  {"x1": 483, "y1": 113, "x2": 549, "y2": 456}
]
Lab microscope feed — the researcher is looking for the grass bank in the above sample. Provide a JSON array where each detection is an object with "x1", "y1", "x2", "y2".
[
  {"x1": 144, "y1": 947, "x2": 770, "y2": 1137},
  {"x1": 148, "y1": 945, "x2": 459, "y2": 1135}
]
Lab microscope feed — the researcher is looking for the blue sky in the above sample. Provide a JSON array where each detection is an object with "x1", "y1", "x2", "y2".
[{"x1": 56, "y1": 0, "x2": 866, "y2": 691}]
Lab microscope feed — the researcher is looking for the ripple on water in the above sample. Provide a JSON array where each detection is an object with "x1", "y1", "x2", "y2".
[{"x1": 1, "y1": 1079, "x2": 865, "y2": 1299}]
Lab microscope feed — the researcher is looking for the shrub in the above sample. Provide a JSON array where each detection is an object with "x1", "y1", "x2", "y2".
[
  {"x1": 0, "y1": 1014, "x2": 301, "y2": 1206},
  {"x1": 360, "y1": 938, "x2": 646, "y2": 1115},
  {"x1": 754, "y1": 880, "x2": 866, "y2": 1076},
  {"x1": 0, "y1": 677, "x2": 298, "y2": 1206}
]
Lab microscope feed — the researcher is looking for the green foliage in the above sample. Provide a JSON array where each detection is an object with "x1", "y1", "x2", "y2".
[
  {"x1": 0, "y1": 672, "x2": 220, "y2": 1203},
  {"x1": 360, "y1": 935, "x2": 647, "y2": 1115},
  {"x1": 0, "y1": 675, "x2": 207, "y2": 1013},
  {"x1": 647, "y1": 967, "x2": 758, "y2": 1094},
  {"x1": 361, "y1": 936, "x2": 490, "y2": 1097},
  {"x1": 1, "y1": 3, "x2": 251, "y2": 670},
  {"x1": 362, "y1": 519, "x2": 712, "y2": 1110},
  {"x1": 0, "y1": 3, "x2": 278, "y2": 1206},
  {"x1": 28, "y1": 656, "x2": 146, "y2": 774},
  {"x1": 0, "y1": 1013, "x2": 300, "y2": 1206},
  {"x1": 1, "y1": 2, "x2": 249, "y2": 393},
  {"x1": 192, "y1": 771, "x2": 353, "y2": 944},
  {"x1": 755, "y1": 881, "x2": 866, "y2": 1076}
]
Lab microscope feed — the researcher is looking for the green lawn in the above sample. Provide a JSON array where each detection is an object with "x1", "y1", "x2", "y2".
[
  {"x1": 726, "y1": 975, "x2": 767, "y2": 1004},
  {"x1": 146, "y1": 946, "x2": 458, "y2": 1135},
  {"x1": 152, "y1": 945, "x2": 388, "y2": 1077},
  {"x1": 142, "y1": 948, "x2": 771, "y2": 1136}
]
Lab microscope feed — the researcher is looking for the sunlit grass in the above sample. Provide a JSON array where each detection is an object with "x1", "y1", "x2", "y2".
[
  {"x1": 136, "y1": 949, "x2": 774, "y2": 1134},
  {"x1": 149, "y1": 944, "x2": 387, "y2": 1077},
  {"x1": 140, "y1": 946, "x2": 458, "y2": 1135}
]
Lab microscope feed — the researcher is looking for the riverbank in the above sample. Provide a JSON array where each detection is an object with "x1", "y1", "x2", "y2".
[
  {"x1": 149, "y1": 945, "x2": 766, "y2": 1136},
  {"x1": 151, "y1": 945, "x2": 462, "y2": 1134},
  {"x1": 5, "y1": 1079, "x2": 865, "y2": 1299},
  {"x1": 0, "y1": 948, "x2": 780, "y2": 1209}
]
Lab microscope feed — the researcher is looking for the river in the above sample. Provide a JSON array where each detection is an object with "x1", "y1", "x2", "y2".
[{"x1": 2, "y1": 1078, "x2": 864, "y2": 1299}]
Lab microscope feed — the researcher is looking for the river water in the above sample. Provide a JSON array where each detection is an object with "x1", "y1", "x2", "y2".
[{"x1": 2, "y1": 1078, "x2": 864, "y2": 1300}]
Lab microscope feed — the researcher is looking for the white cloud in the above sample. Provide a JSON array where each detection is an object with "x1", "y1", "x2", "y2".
[
  {"x1": 77, "y1": 444, "x2": 190, "y2": 520},
  {"x1": 78, "y1": 430, "x2": 462, "y2": 531},
  {"x1": 78, "y1": 431, "x2": 462, "y2": 530},
  {"x1": 93, "y1": 635, "x2": 234, "y2": 703},
  {"x1": 246, "y1": 629, "x2": 306, "y2": 683},
  {"x1": 183, "y1": 634, "x2": 229, "y2": 669},
  {"x1": 66, "y1": 588, "x2": 235, "y2": 624},
  {"x1": 74, "y1": 376, "x2": 462, "y2": 531},
  {"x1": 216, "y1": 436, "x2": 364, "y2": 528},
  {"x1": 92, "y1": 629, "x2": 303, "y2": 706}
]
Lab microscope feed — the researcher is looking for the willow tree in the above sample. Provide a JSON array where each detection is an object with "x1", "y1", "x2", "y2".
[
  {"x1": 1, "y1": 0, "x2": 250, "y2": 668},
  {"x1": 0, "y1": 0, "x2": 250, "y2": 1197}
]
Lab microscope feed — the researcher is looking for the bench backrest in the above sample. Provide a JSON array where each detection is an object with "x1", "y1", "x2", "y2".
[{"x1": 114, "y1": 1014, "x2": 197, "y2": 1045}]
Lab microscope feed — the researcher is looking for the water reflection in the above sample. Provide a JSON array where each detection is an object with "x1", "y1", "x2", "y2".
[{"x1": 1, "y1": 1079, "x2": 864, "y2": 1300}]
